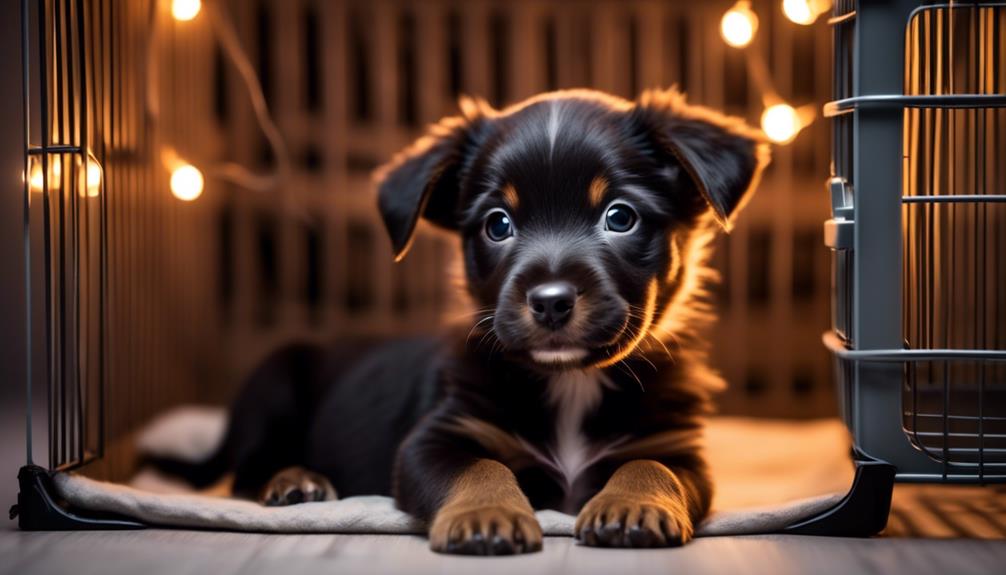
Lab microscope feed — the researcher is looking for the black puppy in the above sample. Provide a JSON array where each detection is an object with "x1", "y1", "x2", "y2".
[{"x1": 156, "y1": 88, "x2": 769, "y2": 555}]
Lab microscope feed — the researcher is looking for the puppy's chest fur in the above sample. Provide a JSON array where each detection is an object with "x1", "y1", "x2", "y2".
[
  {"x1": 512, "y1": 369, "x2": 630, "y2": 512},
  {"x1": 448, "y1": 352, "x2": 712, "y2": 512},
  {"x1": 542, "y1": 370, "x2": 616, "y2": 486}
]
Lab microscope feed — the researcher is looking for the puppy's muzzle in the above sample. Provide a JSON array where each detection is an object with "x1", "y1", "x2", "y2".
[{"x1": 526, "y1": 281, "x2": 576, "y2": 331}]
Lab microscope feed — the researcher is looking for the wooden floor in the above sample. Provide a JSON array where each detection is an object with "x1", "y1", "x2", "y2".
[{"x1": 2, "y1": 527, "x2": 1005, "y2": 575}]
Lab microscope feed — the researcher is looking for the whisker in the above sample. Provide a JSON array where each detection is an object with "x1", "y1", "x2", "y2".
[
  {"x1": 476, "y1": 326, "x2": 497, "y2": 352},
  {"x1": 632, "y1": 352, "x2": 658, "y2": 373},
  {"x1": 445, "y1": 306, "x2": 496, "y2": 323},
  {"x1": 614, "y1": 360, "x2": 644, "y2": 392},
  {"x1": 487, "y1": 330, "x2": 505, "y2": 357},
  {"x1": 645, "y1": 332, "x2": 675, "y2": 362},
  {"x1": 465, "y1": 315, "x2": 495, "y2": 349}
]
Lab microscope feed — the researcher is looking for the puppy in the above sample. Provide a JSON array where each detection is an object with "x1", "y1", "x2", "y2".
[{"x1": 154, "y1": 88, "x2": 768, "y2": 555}]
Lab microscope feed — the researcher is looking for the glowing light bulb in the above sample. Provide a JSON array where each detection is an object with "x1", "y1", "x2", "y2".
[
  {"x1": 81, "y1": 156, "x2": 102, "y2": 197},
  {"x1": 171, "y1": 0, "x2": 201, "y2": 22},
  {"x1": 29, "y1": 162, "x2": 44, "y2": 192},
  {"x1": 782, "y1": 0, "x2": 813, "y2": 24},
  {"x1": 783, "y1": 0, "x2": 831, "y2": 26},
  {"x1": 761, "y1": 103, "x2": 801, "y2": 144},
  {"x1": 28, "y1": 155, "x2": 61, "y2": 193},
  {"x1": 170, "y1": 164, "x2": 204, "y2": 201},
  {"x1": 85, "y1": 158, "x2": 101, "y2": 197},
  {"x1": 721, "y1": 1, "x2": 758, "y2": 48}
]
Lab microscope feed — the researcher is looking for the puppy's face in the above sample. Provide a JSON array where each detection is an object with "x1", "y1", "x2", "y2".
[{"x1": 376, "y1": 90, "x2": 768, "y2": 372}]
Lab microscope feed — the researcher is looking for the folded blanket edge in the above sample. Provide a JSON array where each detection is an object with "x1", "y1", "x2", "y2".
[{"x1": 54, "y1": 473, "x2": 844, "y2": 538}]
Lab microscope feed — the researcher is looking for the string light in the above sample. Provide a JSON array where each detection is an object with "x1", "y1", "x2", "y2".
[
  {"x1": 761, "y1": 103, "x2": 801, "y2": 143},
  {"x1": 715, "y1": 2, "x2": 821, "y2": 146},
  {"x1": 721, "y1": 1, "x2": 758, "y2": 48},
  {"x1": 782, "y1": 0, "x2": 832, "y2": 26},
  {"x1": 152, "y1": 1, "x2": 289, "y2": 201},
  {"x1": 80, "y1": 154, "x2": 102, "y2": 197},
  {"x1": 28, "y1": 153, "x2": 101, "y2": 197},
  {"x1": 761, "y1": 104, "x2": 800, "y2": 143},
  {"x1": 170, "y1": 164, "x2": 204, "y2": 201},
  {"x1": 28, "y1": 156, "x2": 59, "y2": 193},
  {"x1": 171, "y1": 0, "x2": 201, "y2": 22}
]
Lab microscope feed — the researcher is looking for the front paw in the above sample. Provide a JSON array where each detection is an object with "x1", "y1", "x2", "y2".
[
  {"x1": 429, "y1": 504, "x2": 543, "y2": 555},
  {"x1": 575, "y1": 494, "x2": 691, "y2": 548}
]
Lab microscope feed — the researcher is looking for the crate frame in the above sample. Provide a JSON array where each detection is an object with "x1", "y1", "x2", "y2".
[
  {"x1": 12, "y1": 0, "x2": 1005, "y2": 536},
  {"x1": 800, "y1": 0, "x2": 1006, "y2": 537}
]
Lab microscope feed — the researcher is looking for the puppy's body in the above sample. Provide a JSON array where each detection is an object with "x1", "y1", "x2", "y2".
[
  {"x1": 202, "y1": 330, "x2": 715, "y2": 504},
  {"x1": 160, "y1": 89, "x2": 768, "y2": 555}
]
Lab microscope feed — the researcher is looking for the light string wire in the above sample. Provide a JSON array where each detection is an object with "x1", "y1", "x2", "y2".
[
  {"x1": 148, "y1": 0, "x2": 292, "y2": 197},
  {"x1": 722, "y1": 0, "x2": 826, "y2": 143}
]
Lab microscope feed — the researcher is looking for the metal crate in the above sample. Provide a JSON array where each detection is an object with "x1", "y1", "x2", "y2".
[
  {"x1": 10, "y1": 0, "x2": 1003, "y2": 537},
  {"x1": 793, "y1": 0, "x2": 1006, "y2": 537}
]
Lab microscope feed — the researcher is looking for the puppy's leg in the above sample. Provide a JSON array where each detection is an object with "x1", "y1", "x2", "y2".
[
  {"x1": 260, "y1": 466, "x2": 337, "y2": 506},
  {"x1": 575, "y1": 458, "x2": 711, "y2": 548},
  {"x1": 427, "y1": 459, "x2": 542, "y2": 555},
  {"x1": 394, "y1": 411, "x2": 543, "y2": 555}
]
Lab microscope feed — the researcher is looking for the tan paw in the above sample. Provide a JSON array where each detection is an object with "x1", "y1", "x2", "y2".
[
  {"x1": 575, "y1": 494, "x2": 691, "y2": 548},
  {"x1": 429, "y1": 503, "x2": 543, "y2": 555},
  {"x1": 259, "y1": 466, "x2": 337, "y2": 506}
]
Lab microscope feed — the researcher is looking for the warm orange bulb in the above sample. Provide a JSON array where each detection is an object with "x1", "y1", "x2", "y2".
[
  {"x1": 783, "y1": 0, "x2": 832, "y2": 26},
  {"x1": 170, "y1": 164, "x2": 204, "y2": 201},
  {"x1": 761, "y1": 103, "x2": 801, "y2": 144},
  {"x1": 721, "y1": 1, "x2": 758, "y2": 48},
  {"x1": 28, "y1": 155, "x2": 61, "y2": 193},
  {"x1": 171, "y1": 0, "x2": 201, "y2": 22},
  {"x1": 81, "y1": 155, "x2": 102, "y2": 197}
]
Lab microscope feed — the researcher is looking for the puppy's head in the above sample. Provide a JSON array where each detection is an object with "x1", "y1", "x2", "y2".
[{"x1": 375, "y1": 89, "x2": 769, "y2": 372}]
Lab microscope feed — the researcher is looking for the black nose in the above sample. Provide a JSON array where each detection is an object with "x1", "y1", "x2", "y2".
[{"x1": 527, "y1": 281, "x2": 576, "y2": 330}]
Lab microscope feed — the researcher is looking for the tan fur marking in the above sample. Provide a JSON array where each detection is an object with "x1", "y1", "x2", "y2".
[
  {"x1": 441, "y1": 459, "x2": 528, "y2": 508},
  {"x1": 576, "y1": 460, "x2": 695, "y2": 546},
  {"x1": 501, "y1": 183, "x2": 520, "y2": 211},
  {"x1": 429, "y1": 459, "x2": 542, "y2": 553},
  {"x1": 588, "y1": 176, "x2": 608, "y2": 207}
]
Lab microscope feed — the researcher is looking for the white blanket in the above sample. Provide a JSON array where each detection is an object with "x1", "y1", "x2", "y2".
[{"x1": 55, "y1": 408, "x2": 854, "y2": 536}]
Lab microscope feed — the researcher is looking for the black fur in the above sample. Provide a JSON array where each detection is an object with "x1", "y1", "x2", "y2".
[{"x1": 156, "y1": 88, "x2": 769, "y2": 553}]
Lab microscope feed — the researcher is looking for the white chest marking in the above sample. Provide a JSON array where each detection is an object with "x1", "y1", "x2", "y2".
[{"x1": 545, "y1": 369, "x2": 612, "y2": 489}]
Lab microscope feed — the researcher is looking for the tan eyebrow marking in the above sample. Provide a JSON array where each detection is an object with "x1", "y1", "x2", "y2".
[
  {"x1": 501, "y1": 183, "x2": 520, "y2": 211},
  {"x1": 588, "y1": 176, "x2": 608, "y2": 207}
]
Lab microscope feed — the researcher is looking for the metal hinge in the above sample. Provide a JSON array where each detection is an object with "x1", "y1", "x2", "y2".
[{"x1": 824, "y1": 177, "x2": 854, "y2": 250}]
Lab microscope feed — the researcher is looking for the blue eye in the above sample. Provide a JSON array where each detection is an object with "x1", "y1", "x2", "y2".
[
  {"x1": 604, "y1": 204, "x2": 637, "y2": 233},
  {"x1": 485, "y1": 210, "x2": 514, "y2": 241}
]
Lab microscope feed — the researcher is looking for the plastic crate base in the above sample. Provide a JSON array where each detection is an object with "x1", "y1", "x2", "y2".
[
  {"x1": 11, "y1": 464, "x2": 145, "y2": 531},
  {"x1": 782, "y1": 458, "x2": 896, "y2": 537}
]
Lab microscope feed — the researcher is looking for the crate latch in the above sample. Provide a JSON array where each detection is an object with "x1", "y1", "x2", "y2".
[{"x1": 824, "y1": 177, "x2": 854, "y2": 250}]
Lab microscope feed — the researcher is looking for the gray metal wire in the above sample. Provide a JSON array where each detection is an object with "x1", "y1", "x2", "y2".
[{"x1": 827, "y1": 0, "x2": 1006, "y2": 484}]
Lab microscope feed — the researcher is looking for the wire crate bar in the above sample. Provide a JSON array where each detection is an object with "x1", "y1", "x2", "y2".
[{"x1": 818, "y1": 0, "x2": 1006, "y2": 531}]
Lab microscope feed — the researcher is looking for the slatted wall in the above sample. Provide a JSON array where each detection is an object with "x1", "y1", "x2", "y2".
[
  {"x1": 25, "y1": 0, "x2": 839, "y2": 483},
  {"x1": 205, "y1": 0, "x2": 836, "y2": 417}
]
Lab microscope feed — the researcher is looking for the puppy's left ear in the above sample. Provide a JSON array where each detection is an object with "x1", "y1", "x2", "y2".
[
  {"x1": 631, "y1": 89, "x2": 771, "y2": 231},
  {"x1": 374, "y1": 97, "x2": 492, "y2": 260}
]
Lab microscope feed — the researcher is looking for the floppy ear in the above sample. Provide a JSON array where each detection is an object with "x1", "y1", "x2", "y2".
[
  {"x1": 374, "y1": 97, "x2": 492, "y2": 260},
  {"x1": 632, "y1": 88, "x2": 771, "y2": 231}
]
